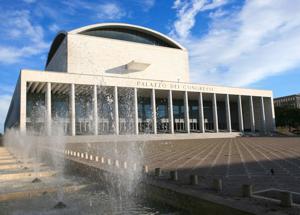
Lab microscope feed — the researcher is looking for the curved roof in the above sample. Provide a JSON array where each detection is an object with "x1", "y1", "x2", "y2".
[
  {"x1": 46, "y1": 23, "x2": 185, "y2": 68},
  {"x1": 69, "y1": 23, "x2": 186, "y2": 50},
  {"x1": 46, "y1": 31, "x2": 67, "y2": 67}
]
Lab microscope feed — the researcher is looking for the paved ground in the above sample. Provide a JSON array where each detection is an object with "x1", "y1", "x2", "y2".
[
  {"x1": 66, "y1": 137, "x2": 300, "y2": 197},
  {"x1": 3, "y1": 137, "x2": 300, "y2": 214},
  {"x1": 145, "y1": 137, "x2": 300, "y2": 196}
]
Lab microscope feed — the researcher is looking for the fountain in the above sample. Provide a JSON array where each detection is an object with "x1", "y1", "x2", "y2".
[
  {"x1": 4, "y1": 98, "x2": 69, "y2": 209},
  {"x1": 1, "y1": 80, "x2": 182, "y2": 214}
]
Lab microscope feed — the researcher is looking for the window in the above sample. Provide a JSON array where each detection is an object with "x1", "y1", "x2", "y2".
[{"x1": 80, "y1": 27, "x2": 180, "y2": 49}]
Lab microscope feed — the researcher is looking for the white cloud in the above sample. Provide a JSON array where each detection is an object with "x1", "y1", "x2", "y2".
[
  {"x1": 49, "y1": 24, "x2": 60, "y2": 33},
  {"x1": 0, "y1": 10, "x2": 48, "y2": 64},
  {"x1": 62, "y1": 1, "x2": 127, "y2": 20},
  {"x1": 143, "y1": 0, "x2": 155, "y2": 11},
  {"x1": 96, "y1": 3, "x2": 126, "y2": 20},
  {"x1": 23, "y1": 0, "x2": 36, "y2": 3},
  {"x1": 171, "y1": 0, "x2": 300, "y2": 87},
  {"x1": 0, "y1": 47, "x2": 22, "y2": 64},
  {"x1": 171, "y1": 0, "x2": 227, "y2": 39},
  {"x1": 0, "y1": 84, "x2": 14, "y2": 96},
  {"x1": 173, "y1": 0, "x2": 183, "y2": 9}
]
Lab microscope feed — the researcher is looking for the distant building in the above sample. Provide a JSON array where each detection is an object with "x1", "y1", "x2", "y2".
[{"x1": 274, "y1": 94, "x2": 300, "y2": 109}]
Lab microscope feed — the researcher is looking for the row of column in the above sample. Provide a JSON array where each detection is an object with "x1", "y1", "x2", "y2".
[{"x1": 44, "y1": 83, "x2": 274, "y2": 136}]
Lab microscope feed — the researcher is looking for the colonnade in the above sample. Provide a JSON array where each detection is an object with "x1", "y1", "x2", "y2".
[{"x1": 38, "y1": 83, "x2": 275, "y2": 136}]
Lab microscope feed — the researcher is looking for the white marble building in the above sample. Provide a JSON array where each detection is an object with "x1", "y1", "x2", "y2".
[{"x1": 4, "y1": 23, "x2": 276, "y2": 136}]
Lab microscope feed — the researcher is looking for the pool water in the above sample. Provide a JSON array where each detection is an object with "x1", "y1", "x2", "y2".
[{"x1": 0, "y1": 179, "x2": 187, "y2": 215}]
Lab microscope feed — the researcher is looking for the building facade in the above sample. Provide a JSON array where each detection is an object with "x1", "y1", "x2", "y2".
[
  {"x1": 274, "y1": 94, "x2": 300, "y2": 109},
  {"x1": 4, "y1": 23, "x2": 276, "y2": 136}
]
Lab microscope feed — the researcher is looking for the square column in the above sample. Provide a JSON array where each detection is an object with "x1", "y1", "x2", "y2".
[
  {"x1": 70, "y1": 84, "x2": 76, "y2": 136},
  {"x1": 93, "y1": 85, "x2": 98, "y2": 135},
  {"x1": 20, "y1": 80, "x2": 27, "y2": 134},
  {"x1": 168, "y1": 90, "x2": 174, "y2": 134},
  {"x1": 225, "y1": 94, "x2": 232, "y2": 132},
  {"x1": 134, "y1": 88, "x2": 139, "y2": 135},
  {"x1": 184, "y1": 91, "x2": 190, "y2": 133},
  {"x1": 46, "y1": 82, "x2": 51, "y2": 136},
  {"x1": 151, "y1": 89, "x2": 157, "y2": 134},
  {"x1": 114, "y1": 86, "x2": 119, "y2": 135},
  {"x1": 249, "y1": 96, "x2": 255, "y2": 132},
  {"x1": 260, "y1": 97, "x2": 266, "y2": 133},
  {"x1": 198, "y1": 92, "x2": 205, "y2": 133},
  {"x1": 212, "y1": 93, "x2": 219, "y2": 133},
  {"x1": 238, "y1": 95, "x2": 244, "y2": 132},
  {"x1": 270, "y1": 96, "x2": 276, "y2": 132}
]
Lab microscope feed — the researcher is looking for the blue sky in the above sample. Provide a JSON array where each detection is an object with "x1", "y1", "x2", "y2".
[{"x1": 0, "y1": 0, "x2": 300, "y2": 132}]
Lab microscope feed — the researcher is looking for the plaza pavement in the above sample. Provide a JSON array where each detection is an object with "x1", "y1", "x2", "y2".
[{"x1": 66, "y1": 137, "x2": 300, "y2": 197}]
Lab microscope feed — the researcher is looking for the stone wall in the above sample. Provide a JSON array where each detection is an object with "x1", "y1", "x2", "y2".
[{"x1": 67, "y1": 34, "x2": 189, "y2": 82}]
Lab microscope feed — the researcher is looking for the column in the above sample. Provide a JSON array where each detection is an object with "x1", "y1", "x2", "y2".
[
  {"x1": 70, "y1": 84, "x2": 76, "y2": 136},
  {"x1": 238, "y1": 95, "x2": 244, "y2": 132},
  {"x1": 114, "y1": 86, "x2": 119, "y2": 135},
  {"x1": 198, "y1": 92, "x2": 205, "y2": 133},
  {"x1": 46, "y1": 82, "x2": 51, "y2": 136},
  {"x1": 168, "y1": 90, "x2": 174, "y2": 134},
  {"x1": 134, "y1": 88, "x2": 139, "y2": 135},
  {"x1": 20, "y1": 80, "x2": 27, "y2": 134},
  {"x1": 93, "y1": 85, "x2": 98, "y2": 135},
  {"x1": 260, "y1": 97, "x2": 266, "y2": 133},
  {"x1": 184, "y1": 91, "x2": 190, "y2": 133},
  {"x1": 151, "y1": 89, "x2": 157, "y2": 134},
  {"x1": 249, "y1": 96, "x2": 255, "y2": 132},
  {"x1": 225, "y1": 94, "x2": 232, "y2": 132},
  {"x1": 212, "y1": 93, "x2": 219, "y2": 132},
  {"x1": 271, "y1": 96, "x2": 276, "y2": 132}
]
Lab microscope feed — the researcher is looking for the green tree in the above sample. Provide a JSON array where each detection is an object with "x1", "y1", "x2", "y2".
[{"x1": 275, "y1": 107, "x2": 300, "y2": 131}]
